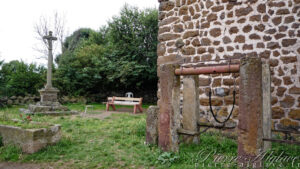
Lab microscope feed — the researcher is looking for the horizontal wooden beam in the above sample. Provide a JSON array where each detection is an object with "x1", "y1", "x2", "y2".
[
  {"x1": 198, "y1": 122, "x2": 236, "y2": 129},
  {"x1": 271, "y1": 129, "x2": 300, "y2": 134},
  {"x1": 263, "y1": 138, "x2": 300, "y2": 145},
  {"x1": 175, "y1": 64, "x2": 240, "y2": 75},
  {"x1": 177, "y1": 128, "x2": 199, "y2": 136}
]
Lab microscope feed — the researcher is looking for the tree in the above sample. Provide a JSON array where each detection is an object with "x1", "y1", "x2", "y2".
[
  {"x1": 0, "y1": 57, "x2": 3, "y2": 67},
  {"x1": 55, "y1": 28, "x2": 96, "y2": 64},
  {"x1": 55, "y1": 43, "x2": 109, "y2": 96},
  {"x1": 55, "y1": 5, "x2": 158, "y2": 97},
  {"x1": 0, "y1": 61, "x2": 46, "y2": 97},
  {"x1": 105, "y1": 5, "x2": 158, "y2": 90},
  {"x1": 33, "y1": 11, "x2": 67, "y2": 60},
  {"x1": 0, "y1": 55, "x2": 5, "y2": 97},
  {"x1": 54, "y1": 28, "x2": 113, "y2": 95}
]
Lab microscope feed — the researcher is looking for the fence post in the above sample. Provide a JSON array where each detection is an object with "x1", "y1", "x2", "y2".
[{"x1": 238, "y1": 57, "x2": 263, "y2": 168}]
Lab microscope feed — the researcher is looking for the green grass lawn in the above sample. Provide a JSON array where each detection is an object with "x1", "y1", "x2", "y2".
[{"x1": 0, "y1": 104, "x2": 299, "y2": 169}]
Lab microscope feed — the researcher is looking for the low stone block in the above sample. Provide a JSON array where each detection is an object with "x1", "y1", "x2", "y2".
[
  {"x1": 0, "y1": 124, "x2": 61, "y2": 154},
  {"x1": 39, "y1": 88, "x2": 59, "y2": 103},
  {"x1": 146, "y1": 106, "x2": 159, "y2": 145}
]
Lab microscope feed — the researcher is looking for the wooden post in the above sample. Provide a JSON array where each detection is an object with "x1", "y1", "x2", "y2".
[
  {"x1": 157, "y1": 64, "x2": 181, "y2": 152},
  {"x1": 182, "y1": 75, "x2": 199, "y2": 144},
  {"x1": 133, "y1": 105, "x2": 137, "y2": 114},
  {"x1": 262, "y1": 63, "x2": 272, "y2": 152},
  {"x1": 238, "y1": 57, "x2": 263, "y2": 168}
]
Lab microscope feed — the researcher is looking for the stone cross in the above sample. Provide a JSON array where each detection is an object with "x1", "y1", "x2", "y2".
[{"x1": 43, "y1": 31, "x2": 57, "y2": 89}]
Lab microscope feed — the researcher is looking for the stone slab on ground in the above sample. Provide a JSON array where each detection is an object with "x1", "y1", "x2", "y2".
[{"x1": 0, "y1": 124, "x2": 61, "y2": 154}]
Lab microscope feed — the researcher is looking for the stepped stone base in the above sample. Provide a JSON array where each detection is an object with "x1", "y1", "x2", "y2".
[
  {"x1": 20, "y1": 103, "x2": 78, "y2": 115},
  {"x1": 20, "y1": 87, "x2": 78, "y2": 115}
]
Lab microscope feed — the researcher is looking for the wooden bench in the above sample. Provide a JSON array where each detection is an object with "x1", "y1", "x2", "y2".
[{"x1": 106, "y1": 97, "x2": 143, "y2": 114}]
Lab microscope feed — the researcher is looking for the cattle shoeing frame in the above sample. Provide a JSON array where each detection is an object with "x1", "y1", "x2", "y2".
[{"x1": 146, "y1": 56, "x2": 276, "y2": 168}]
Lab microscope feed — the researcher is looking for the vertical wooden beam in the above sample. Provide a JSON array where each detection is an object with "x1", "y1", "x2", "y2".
[
  {"x1": 182, "y1": 75, "x2": 199, "y2": 143},
  {"x1": 157, "y1": 64, "x2": 181, "y2": 152},
  {"x1": 262, "y1": 63, "x2": 272, "y2": 152},
  {"x1": 238, "y1": 57, "x2": 263, "y2": 168}
]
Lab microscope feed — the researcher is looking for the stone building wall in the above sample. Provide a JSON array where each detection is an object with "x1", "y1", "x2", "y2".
[{"x1": 157, "y1": 0, "x2": 300, "y2": 130}]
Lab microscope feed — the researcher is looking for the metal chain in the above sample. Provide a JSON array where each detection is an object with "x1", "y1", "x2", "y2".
[
  {"x1": 208, "y1": 70, "x2": 236, "y2": 125},
  {"x1": 199, "y1": 126, "x2": 211, "y2": 134}
]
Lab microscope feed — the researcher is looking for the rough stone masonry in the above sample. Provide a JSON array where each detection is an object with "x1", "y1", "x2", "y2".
[{"x1": 157, "y1": 0, "x2": 300, "y2": 132}]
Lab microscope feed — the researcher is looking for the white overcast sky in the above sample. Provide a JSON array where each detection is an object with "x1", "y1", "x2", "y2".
[{"x1": 0, "y1": 0, "x2": 158, "y2": 65}]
